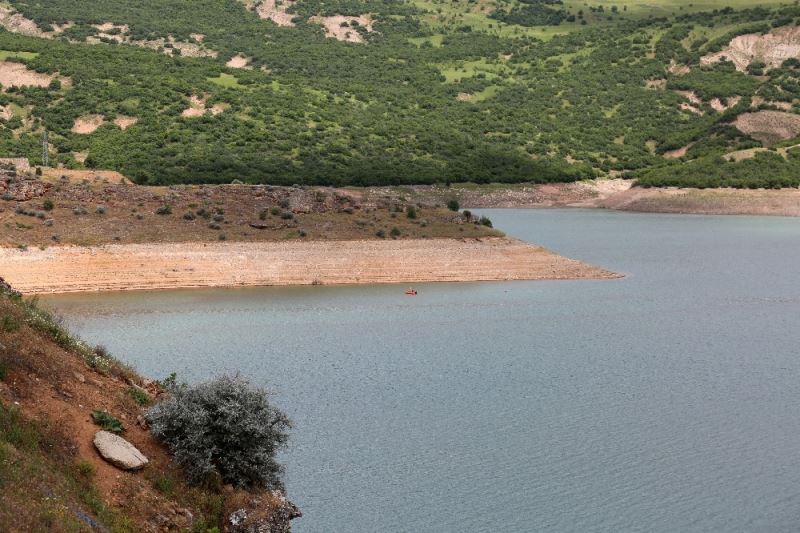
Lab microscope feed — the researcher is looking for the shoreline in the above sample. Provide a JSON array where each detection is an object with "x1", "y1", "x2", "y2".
[
  {"x1": 0, "y1": 237, "x2": 620, "y2": 295},
  {"x1": 379, "y1": 180, "x2": 800, "y2": 217}
]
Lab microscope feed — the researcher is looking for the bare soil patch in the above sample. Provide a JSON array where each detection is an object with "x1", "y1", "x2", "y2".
[
  {"x1": 85, "y1": 24, "x2": 217, "y2": 58},
  {"x1": 0, "y1": 61, "x2": 59, "y2": 89},
  {"x1": 209, "y1": 103, "x2": 228, "y2": 115},
  {"x1": 701, "y1": 26, "x2": 800, "y2": 72},
  {"x1": 113, "y1": 115, "x2": 138, "y2": 130},
  {"x1": 180, "y1": 94, "x2": 225, "y2": 118},
  {"x1": 663, "y1": 143, "x2": 694, "y2": 159},
  {"x1": 0, "y1": 5, "x2": 48, "y2": 38},
  {"x1": 310, "y1": 15, "x2": 374, "y2": 43},
  {"x1": 226, "y1": 54, "x2": 252, "y2": 69},
  {"x1": 254, "y1": 0, "x2": 297, "y2": 27},
  {"x1": 710, "y1": 95, "x2": 740, "y2": 112},
  {"x1": 667, "y1": 61, "x2": 690, "y2": 75},
  {"x1": 71, "y1": 114, "x2": 105, "y2": 134},
  {"x1": 733, "y1": 110, "x2": 800, "y2": 144},
  {"x1": 675, "y1": 90, "x2": 702, "y2": 105},
  {"x1": 40, "y1": 168, "x2": 128, "y2": 184}
]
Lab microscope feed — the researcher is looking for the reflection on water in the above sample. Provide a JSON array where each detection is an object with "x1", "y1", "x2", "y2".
[{"x1": 44, "y1": 209, "x2": 800, "y2": 533}]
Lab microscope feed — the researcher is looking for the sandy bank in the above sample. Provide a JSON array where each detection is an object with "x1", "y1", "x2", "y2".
[{"x1": 0, "y1": 238, "x2": 618, "y2": 294}]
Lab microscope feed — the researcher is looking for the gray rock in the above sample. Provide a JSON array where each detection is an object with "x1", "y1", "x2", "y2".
[
  {"x1": 93, "y1": 430, "x2": 148, "y2": 470},
  {"x1": 228, "y1": 491, "x2": 301, "y2": 533}
]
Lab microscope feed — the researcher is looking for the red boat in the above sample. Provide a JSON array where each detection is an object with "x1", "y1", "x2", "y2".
[{"x1": 404, "y1": 288, "x2": 418, "y2": 296}]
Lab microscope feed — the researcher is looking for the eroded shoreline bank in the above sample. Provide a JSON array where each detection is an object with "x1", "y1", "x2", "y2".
[
  {"x1": 385, "y1": 180, "x2": 800, "y2": 217},
  {"x1": 0, "y1": 237, "x2": 619, "y2": 294}
]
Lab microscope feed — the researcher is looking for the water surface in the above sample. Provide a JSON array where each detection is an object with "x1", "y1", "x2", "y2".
[{"x1": 43, "y1": 209, "x2": 800, "y2": 532}]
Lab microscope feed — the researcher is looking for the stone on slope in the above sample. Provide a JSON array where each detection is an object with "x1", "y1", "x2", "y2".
[{"x1": 93, "y1": 430, "x2": 149, "y2": 470}]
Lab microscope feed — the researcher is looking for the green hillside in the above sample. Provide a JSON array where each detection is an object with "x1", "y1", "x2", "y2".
[{"x1": 0, "y1": 0, "x2": 798, "y2": 187}]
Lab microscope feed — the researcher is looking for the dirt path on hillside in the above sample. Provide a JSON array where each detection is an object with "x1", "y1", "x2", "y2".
[{"x1": 0, "y1": 238, "x2": 619, "y2": 294}]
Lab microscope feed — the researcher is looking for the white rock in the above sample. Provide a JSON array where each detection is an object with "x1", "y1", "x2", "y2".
[{"x1": 93, "y1": 430, "x2": 148, "y2": 470}]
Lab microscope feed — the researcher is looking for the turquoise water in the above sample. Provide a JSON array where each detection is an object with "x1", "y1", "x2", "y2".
[{"x1": 43, "y1": 209, "x2": 800, "y2": 532}]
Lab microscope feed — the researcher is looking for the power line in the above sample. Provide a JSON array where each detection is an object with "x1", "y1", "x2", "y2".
[{"x1": 42, "y1": 130, "x2": 48, "y2": 167}]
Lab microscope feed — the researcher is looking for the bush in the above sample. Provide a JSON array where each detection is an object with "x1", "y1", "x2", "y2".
[
  {"x1": 479, "y1": 216, "x2": 493, "y2": 228},
  {"x1": 156, "y1": 205, "x2": 172, "y2": 215},
  {"x1": 127, "y1": 386, "x2": 151, "y2": 406},
  {"x1": 43, "y1": 199, "x2": 54, "y2": 211},
  {"x1": 406, "y1": 206, "x2": 417, "y2": 219},
  {"x1": 447, "y1": 199, "x2": 459, "y2": 211},
  {"x1": 390, "y1": 227, "x2": 401, "y2": 238},
  {"x1": 183, "y1": 212, "x2": 196, "y2": 221},
  {"x1": 146, "y1": 375, "x2": 291, "y2": 489},
  {"x1": 91, "y1": 411, "x2": 124, "y2": 434},
  {"x1": 375, "y1": 229, "x2": 386, "y2": 238}
]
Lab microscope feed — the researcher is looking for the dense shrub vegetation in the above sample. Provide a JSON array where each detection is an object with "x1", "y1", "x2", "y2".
[
  {"x1": 0, "y1": 0, "x2": 795, "y2": 188},
  {"x1": 146, "y1": 375, "x2": 291, "y2": 489},
  {"x1": 637, "y1": 150, "x2": 800, "y2": 189}
]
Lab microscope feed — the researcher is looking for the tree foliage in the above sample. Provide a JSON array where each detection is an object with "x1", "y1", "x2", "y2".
[{"x1": 146, "y1": 375, "x2": 291, "y2": 489}]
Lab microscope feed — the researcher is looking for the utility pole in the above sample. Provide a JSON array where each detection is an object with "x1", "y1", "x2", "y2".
[{"x1": 42, "y1": 130, "x2": 49, "y2": 167}]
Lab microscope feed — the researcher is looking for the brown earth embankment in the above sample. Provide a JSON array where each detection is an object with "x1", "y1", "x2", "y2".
[
  {"x1": 0, "y1": 238, "x2": 619, "y2": 294},
  {"x1": 390, "y1": 180, "x2": 800, "y2": 216}
]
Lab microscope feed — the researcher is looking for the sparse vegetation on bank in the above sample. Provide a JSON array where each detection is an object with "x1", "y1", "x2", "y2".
[{"x1": 0, "y1": 279, "x2": 300, "y2": 531}]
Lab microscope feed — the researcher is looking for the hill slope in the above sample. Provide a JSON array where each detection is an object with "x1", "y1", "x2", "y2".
[{"x1": 0, "y1": 0, "x2": 797, "y2": 187}]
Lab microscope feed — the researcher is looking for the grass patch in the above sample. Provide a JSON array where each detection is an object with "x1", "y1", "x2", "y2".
[
  {"x1": 408, "y1": 34, "x2": 444, "y2": 48},
  {"x1": 153, "y1": 474, "x2": 177, "y2": 497},
  {"x1": 0, "y1": 50, "x2": 39, "y2": 61},
  {"x1": 208, "y1": 73, "x2": 243, "y2": 88}
]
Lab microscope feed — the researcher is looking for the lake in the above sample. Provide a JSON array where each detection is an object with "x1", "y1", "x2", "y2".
[{"x1": 42, "y1": 209, "x2": 800, "y2": 532}]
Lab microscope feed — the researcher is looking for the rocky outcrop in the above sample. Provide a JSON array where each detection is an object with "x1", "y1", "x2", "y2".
[
  {"x1": 93, "y1": 431, "x2": 149, "y2": 470},
  {"x1": 0, "y1": 170, "x2": 51, "y2": 201},
  {"x1": 701, "y1": 26, "x2": 800, "y2": 72},
  {"x1": 228, "y1": 491, "x2": 302, "y2": 533}
]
